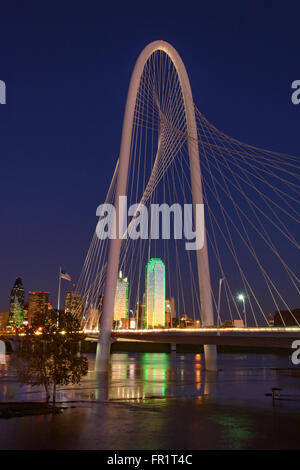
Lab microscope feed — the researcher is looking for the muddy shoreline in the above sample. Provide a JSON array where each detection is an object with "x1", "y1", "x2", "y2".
[{"x1": 0, "y1": 402, "x2": 65, "y2": 419}]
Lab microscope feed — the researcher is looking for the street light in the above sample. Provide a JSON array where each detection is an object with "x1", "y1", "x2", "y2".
[{"x1": 237, "y1": 294, "x2": 247, "y2": 327}]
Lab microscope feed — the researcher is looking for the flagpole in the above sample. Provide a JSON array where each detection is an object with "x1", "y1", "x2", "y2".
[{"x1": 57, "y1": 266, "x2": 62, "y2": 311}]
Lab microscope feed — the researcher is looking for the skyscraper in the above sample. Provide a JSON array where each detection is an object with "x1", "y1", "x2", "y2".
[
  {"x1": 65, "y1": 291, "x2": 83, "y2": 316},
  {"x1": 114, "y1": 271, "x2": 129, "y2": 323},
  {"x1": 8, "y1": 277, "x2": 24, "y2": 327},
  {"x1": 165, "y1": 297, "x2": 176, "y2": 327},
  {"x1": 145, "y1": 258, "x2": 166, "y2": 328},
  {"x1": 136, "y1": 300, "x2": 145, "y2": 329},
  {"x1": 28, "y1": 291, "x2": 49, "y2": 325},
  {"x1": 0, "y1": 312, "x2": 9, "y2": 330}
]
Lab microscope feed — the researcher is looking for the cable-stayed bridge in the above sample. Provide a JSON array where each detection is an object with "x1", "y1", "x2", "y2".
[{"x1": 73, "y1": 40, "x2": 299, "y2": 371}]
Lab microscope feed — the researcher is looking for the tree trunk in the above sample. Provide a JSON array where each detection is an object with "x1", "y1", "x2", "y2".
[{"x1": 53, "y1": 382, "x2": 56, "y2": 405}]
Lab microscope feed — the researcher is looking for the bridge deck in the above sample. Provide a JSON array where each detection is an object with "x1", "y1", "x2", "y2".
[
  {"x1": 94, "y1": 328, "x2": 300, "y2": 349},
  {"x1": 2, "y1": 328, "x2": 300, "y2": 350}
]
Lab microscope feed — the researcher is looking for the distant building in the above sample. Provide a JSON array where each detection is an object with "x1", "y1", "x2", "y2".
[
  {"x1": 274, "y1": 309, "x2": 300, "y2": 327},
  {"x1": 145, "y1": 258, "x2": 165, "y2": 328},
  {"x1": 28, "y1": 291, "x2": 49, "y2": 324},
  {"x1": 23, "y1": 301, "x2": 29, "y2": 323},
  {"x1": 65, "y1": 291, "x2": 83, "y2": 316},
  {"x1": 165, "y1": 297, "x2": 176, "y2": 327},
  {"x1": 83, "y1": 294, "x2": 103, "y2": 330},
  {"x1": 86, "y1": 305, "x2": 100, "y2": 330},
  {"x1": 222, "y1": 319, "x2": 244, "y2": 328},
  {"x1": 119, "y1": 317, "x2": 129, "y2": 329},
  {"x1": 136, "y1": 301, "x2": 145, "y2": 329},
  {"x1": 114, "y1": 271, "x2": 129, "y2": 323},
  {"x1": 233, "y1": 319, "x2": 244, "y2": 328},
  {"x1": 8, "y1": 277, "x2": 25, "y2": 327},
  {"x1": 0, "y1": 312, "x2": 9, "y2": 330},
  {"x1": 179, "y1": 314, "x2": 195, "y2": 328}
]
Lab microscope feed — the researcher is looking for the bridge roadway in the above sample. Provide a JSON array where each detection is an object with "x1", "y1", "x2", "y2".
[
  {"x1": 85, "y1": 327, "x2": 300, "y2": 350},
  {"x1": 2, "y1": 328, "x2": 300, "y2": 350}
]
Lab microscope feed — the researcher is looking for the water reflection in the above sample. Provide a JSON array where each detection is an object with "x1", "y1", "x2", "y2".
[
  {"x1": 0, "y1": 351, "x2": 251, "y2": 404},
  {"x1": 1, "y1": 351, "x2": 299, "y2": 407},
  {"x1": 1, "y1": 352, "x2": 300, "y2": 450},
  {"x1": 108, "y1": 353, "x2": 170, "y2": 401},
  {"x1": 89, "y1": 351, "x2": 212, "y2": 403}
]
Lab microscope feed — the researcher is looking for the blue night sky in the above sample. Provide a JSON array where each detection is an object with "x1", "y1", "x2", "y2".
[{"x1": 0, "y1": 1, "x2": 299, "y2": 311}]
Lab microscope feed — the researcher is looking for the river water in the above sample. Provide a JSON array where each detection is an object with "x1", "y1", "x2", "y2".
[{"x1": 0, "y1": 351, "x2": 300, "y2": 449}]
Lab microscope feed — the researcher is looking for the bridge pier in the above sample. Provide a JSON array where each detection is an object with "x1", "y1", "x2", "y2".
[
  {"x1": 95, "y1": 330, "x2": 112, "y2": 372},
  {"x1": 204, "y1": 344, "x2": 218, "y2": 371}
]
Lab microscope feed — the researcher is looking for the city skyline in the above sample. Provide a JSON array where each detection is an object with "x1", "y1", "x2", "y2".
[{"x1": 0, "y1": 3, "x2": 299, "y2": 316}]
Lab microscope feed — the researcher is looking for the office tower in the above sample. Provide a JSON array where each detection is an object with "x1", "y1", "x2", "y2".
[
  {"x1": 23, "y1": 301, "x2": 29, "y2": 323},
  {"x1": 8, "y1": 277, "x2": 25, "y2": 327},
  {"x1": 0, "y1": 312, "x2": 9, "y2": 330},
  {"x1": 28, "y1": 291, "x2": 49, "y2": 324},
  {"x1": 114, "y1": 271, "x2": 129, "y2": 322},
  {"x1": 136, "y1": 301, "x2": 145, "y2": 329},
  {"x1": 86, "y1": 304, "x2": 100, "y2": 330},
  {"x1": 65, "y1": 291, "x2": 83, "y2": 316},
  {"x1": 165, "y1": 297, "x2": 176, "y2": 327},
  {"x1": 145, "y1": 258, "x2": 166, "y2": 328}
]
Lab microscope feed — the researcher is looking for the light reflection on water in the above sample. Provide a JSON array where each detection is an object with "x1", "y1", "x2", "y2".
[
  {"x1": 1, "y1": 352, "x2": 300, "y2": 449},
  {"x1": 1, "y1": 351, "x2": 299, "y2": 407}
]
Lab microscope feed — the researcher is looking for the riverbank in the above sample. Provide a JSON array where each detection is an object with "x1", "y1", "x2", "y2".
[{"x1": 0, "y1": 402, "x2": 65, "y2": 419}]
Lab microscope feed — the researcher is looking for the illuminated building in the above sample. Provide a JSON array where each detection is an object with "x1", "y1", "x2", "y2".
[
  {"x1": 65, "y1": 291, "x2": 83, "y2": 316},
  {"x1": 145, "y1": 258, "x2": 165, "y2": 328},
  {"x1": 28, "y1": 291, "x2": 49, "y2": 324},
  {"x1": 8, "y1": 277, "x2": 24, "y2": 327},
  {"x1": 0, "y1": 312, "x2": 9, "y2": 330},
  {"x1": 179, "y1": 314, "x2": 195, "y2": 327},
  {"x1": 23, "y1": 301, "x2": 29, "y2": 323},
  {"x1": 114, "y1": 271, "x2": 129, "y2": 322},
  {"x1": 136, "y1": 300, "x2": 145, "y2": 329},
  {"x1": 86, "y1": 305, "x2": 100, "y2": 330},
  {"x1": 165, "y1": 297, "x2": 176, "y2": 327},
  {"x1": 119, "y1": 317, "x2": 129, "y2": 329}
]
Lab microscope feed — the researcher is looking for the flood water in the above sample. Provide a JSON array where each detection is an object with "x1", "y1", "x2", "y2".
[{"x1": 0, "y1": 351, "x2": 300, "y2": 449}]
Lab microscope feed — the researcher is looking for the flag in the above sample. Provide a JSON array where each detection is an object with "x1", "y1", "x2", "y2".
[{"x1": 60, "y1": 269, "x2": 71, "y2": 281}]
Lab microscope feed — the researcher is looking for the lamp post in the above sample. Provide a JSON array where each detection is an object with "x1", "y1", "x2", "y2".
[{"x1": 238, "y1": 294, "x2": 247, "y2": 327}]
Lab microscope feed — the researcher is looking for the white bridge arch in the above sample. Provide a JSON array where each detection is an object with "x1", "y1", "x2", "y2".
[{"x1": 95, "y1": 40, "x2": 217, "y2": 371}]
